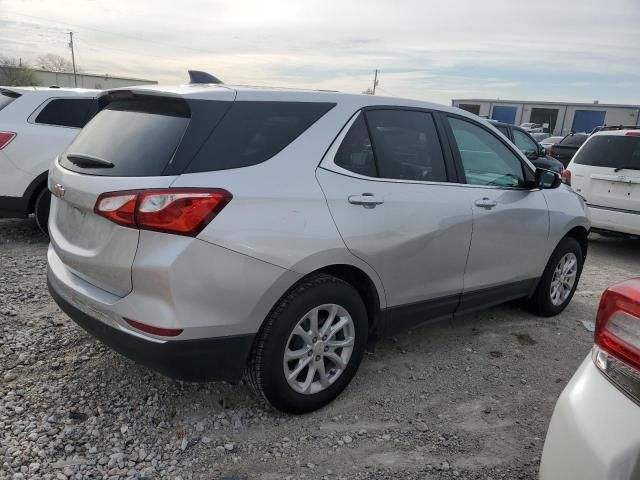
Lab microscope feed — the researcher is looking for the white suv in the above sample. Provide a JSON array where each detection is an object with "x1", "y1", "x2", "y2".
[
  {"x1": 566, "y1": 127, "x2": 640, "y2": 236},
  {"x1": 0, "y1": 86, "x2": 99, "y2": 232}
]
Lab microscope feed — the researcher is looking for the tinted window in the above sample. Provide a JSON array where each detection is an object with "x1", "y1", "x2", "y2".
[
  {"x1": 60, "y1": 97, "x2": 190, "y2": 176},
  {"x1": 513, "y1": 129, "x2": 539, "y2": 158},
  {"x1": 574, "y1": 135, "x2": 640, "y2": 169},
  {"x1": 559, "y1": 134, "x2": 588, "y2": 147},
  {"x1": 187, "y1": 102, "x2": 334, "y2": 172},
  {"x1": 35, "y1": 98, "x2": 96, "y2": 128},
  {"x1": 458, "y1": 104, "x2": 480, "y2": 115},
  {"x1": 448, "y1": 117, "x2": 525, "y2": 187},
  {"x1": 365, "y1": 110, "x2": 447, "y2": 182},
  {"x1": 334, "y1": 114, "x2": 377, "y2": 177}
]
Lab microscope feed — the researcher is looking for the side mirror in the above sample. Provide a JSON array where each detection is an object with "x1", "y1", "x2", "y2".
[
  {"x1": 535, "y1": 168, "x2": 562, "y2": 189},
  {"x1": 538, "y1": 144, "x2": 546, "y2": 157}
]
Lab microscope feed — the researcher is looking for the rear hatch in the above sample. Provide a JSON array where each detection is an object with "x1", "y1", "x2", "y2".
[
  {"x1": 49, "y1": 89, "x2": 235, "y2": 296},
  {"x1": 571, "y1": 133, "x2": 640, "y2": 212}
]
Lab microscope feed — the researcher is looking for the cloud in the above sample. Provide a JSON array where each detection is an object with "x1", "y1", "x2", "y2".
[{"x1": 1, "y1": 0, "x2": 639, "y2": 104}]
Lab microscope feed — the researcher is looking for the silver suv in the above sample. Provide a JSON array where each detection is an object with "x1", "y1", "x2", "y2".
[{"x1": 47, "y1": 84, "x2": 590, "y2": 413}]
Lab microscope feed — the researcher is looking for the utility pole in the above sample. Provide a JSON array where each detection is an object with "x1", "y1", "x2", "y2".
[
  {"x1": 372, "y1": 69, "x2": 379, "y2": 95},
  {"x1": 68, "y1": 32, "x2": 78, "y2": 87}
]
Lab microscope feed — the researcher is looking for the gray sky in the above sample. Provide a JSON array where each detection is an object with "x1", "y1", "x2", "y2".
[{"x1": 1, "y1": 0, "x2": 639, "y2": 105}]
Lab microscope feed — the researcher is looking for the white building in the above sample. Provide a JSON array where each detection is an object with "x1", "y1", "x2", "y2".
[
  {"x1": 4, "y1": 66, "x2": 156, "y2": 90},
  {"x1": 451, "y1": 98, "x2": 640, "y2": 135}
]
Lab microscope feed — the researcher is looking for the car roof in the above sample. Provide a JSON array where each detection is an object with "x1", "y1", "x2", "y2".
[
  {"x1": 1, "y1": 86, "x2": 99, "y2": 97},
  {"x1": 591, "y1": 128, "x2": 640, "y2": 137},
  {"x1": 105, "y1": 83, "x2": 477, "y2": 118}
]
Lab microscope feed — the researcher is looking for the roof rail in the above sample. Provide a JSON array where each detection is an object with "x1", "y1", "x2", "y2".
[
  {"x1": 188, "y1": 70, "x2": 223, "y2": 85},
  {"x1": 591, "y1": 124, "x2": 640, "y2": 134}
]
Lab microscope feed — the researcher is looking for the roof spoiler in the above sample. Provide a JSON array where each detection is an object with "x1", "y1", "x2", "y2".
[{"x1": 188, "y1": 70, "x2": 223, "y2": 85}]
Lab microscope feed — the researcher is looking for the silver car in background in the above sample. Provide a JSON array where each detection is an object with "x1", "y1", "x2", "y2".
[{"x1": 47, "y1": 83, "x2": 590, "y2": 413}]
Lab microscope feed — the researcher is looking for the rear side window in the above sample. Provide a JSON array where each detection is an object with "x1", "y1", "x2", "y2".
[
  {"x1": 60, "y1": 97, "x2": 190, "y2": 176},
  {"x1": 334, "y1": 109, "x2": 448, "y2": 182},
  {"x1": 559, "y1": 134, "x2": 588, "y2": 147},
  {"x1": 574, "y1": 135, "x2": 640, "y2": 169},
  {"x1": 187, "y1": 101, "x2": 335, "y2": 173},
  {"x1": 35, "y1": 98, "x2": 97, "y2": 128}
]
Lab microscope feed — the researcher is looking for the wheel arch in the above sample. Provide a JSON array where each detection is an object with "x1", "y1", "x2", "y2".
[
  {"x1": 23, "y1": 171, "x2": 49, "y2": 214},
  {"x1": 563, "y1": 225, "x2": 589, "y2": 261}
]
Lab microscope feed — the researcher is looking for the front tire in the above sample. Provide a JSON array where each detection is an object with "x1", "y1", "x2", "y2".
[
  {"x1": 527, "y1": 237, "x2": 583, "y2": 317},
  {"x1": 34, "y1": 188, "x2": 51, "y2": 236},
  {"x1": 249, "y1": 274, "x2": 368, "y2": 413}
]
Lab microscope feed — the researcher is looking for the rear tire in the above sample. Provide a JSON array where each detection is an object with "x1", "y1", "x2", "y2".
[
  {"x1": 527, "y1": 237, "x2": 583, "y2": 317},
  {"x1": 249, "y1": 274, "x2": 368, "y2": 413},
  {"x1": 34, "y1": 188, "x2": 51, "y2": 236}
]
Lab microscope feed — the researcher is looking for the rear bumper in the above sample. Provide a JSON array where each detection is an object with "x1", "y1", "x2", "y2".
[
  {"x1": 48, "y1": 270, "x2": 254, "y2": 382},
  {"x1": 540, "y1": 356, "x2": 640, "y2": 480},
  {"x1": 589, "y1": 205, "x2": 640, "y2": 236}
]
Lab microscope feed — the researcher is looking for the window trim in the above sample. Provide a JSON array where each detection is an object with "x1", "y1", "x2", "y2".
[
  {"x1": 320, "y1": 106, "x2": 458, "y2": 186},
  {"x1": 439, "y1": 112, "x2": 536, "y2": 190},
  {"x1": 28, "y1": 96, "x2": 97, "y2": 129}
]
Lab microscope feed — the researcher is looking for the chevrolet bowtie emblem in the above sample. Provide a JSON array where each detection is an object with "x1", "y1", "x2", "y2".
[{"x1": 51, "y1": 183, "x2": 65, "y2": 198}]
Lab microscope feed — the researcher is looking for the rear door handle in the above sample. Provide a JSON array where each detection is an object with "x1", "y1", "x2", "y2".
[
  {"x1": 348, "y1": 193, "x2": 384, "y2": 208},
  {"x1": 474, "y1": 197, "x2": 497, "y2": 209}
]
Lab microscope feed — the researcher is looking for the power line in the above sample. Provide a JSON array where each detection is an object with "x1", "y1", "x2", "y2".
[{"x1": 5, "y1": 9, "x2": 216, "y2": 55}]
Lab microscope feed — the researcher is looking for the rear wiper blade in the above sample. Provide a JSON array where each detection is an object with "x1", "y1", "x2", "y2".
[
  {"x1": 613, "y1": 164, "x2": 640, "y2": 172},
  {"x1": 66, "y1": 153, "x2": 114, "y2": 169}
]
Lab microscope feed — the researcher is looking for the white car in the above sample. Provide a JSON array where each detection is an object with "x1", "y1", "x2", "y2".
[
  {"x1": 566, "y1": 127, "x2": 640, "y2": 236},
  {"x1": 0, "y1": 86, "x2": 99, "y2": 233},
  {"x1": 520, "y1": 122, "x2": 544, "y2": 133},
  {"x1": 539, "y1": 135, "x2": 564, "y2": 149},
  {"x1": 540, "y1": 278, "x2": 640, "y2": 479}
]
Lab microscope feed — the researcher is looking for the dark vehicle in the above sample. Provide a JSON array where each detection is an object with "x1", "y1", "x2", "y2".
[
  {"x1": 489, "y1": 120, "x2": 564, "y2": 173},
  {"x1": 547, "y1": 133, "x2": 589, "y2": 167}
]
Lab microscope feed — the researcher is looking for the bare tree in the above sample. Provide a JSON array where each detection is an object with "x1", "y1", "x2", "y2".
[
  {"x1": 0, "y1": 57, "x2": 40, "y2": 86},
  {"x1": 36, "y1": 53, "x2": 77, "y2": 73}
]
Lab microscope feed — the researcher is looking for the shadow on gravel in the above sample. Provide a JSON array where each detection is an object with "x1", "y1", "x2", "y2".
[{"x1": 0, "y1": 217, "x2": 48, "y2": 244}]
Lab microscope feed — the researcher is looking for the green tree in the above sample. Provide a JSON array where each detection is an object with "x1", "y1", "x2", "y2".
[{"x1": 0, "y1": 57, "x2": 40, "y2": 86}]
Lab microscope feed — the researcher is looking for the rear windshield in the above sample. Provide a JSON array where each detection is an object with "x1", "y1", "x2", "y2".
[
  {"x1": 59, "y1": 97, "x2": 190, "y2": 176},
  {"x1": 574, "y1": 135, "x2": 640, "y2": 170},
  {"x1": 186, "y1": 101, "x2": 335, "y2": 172},
  {"x1": 559, "y1": 134, "x2": 588, "y2": 147}
]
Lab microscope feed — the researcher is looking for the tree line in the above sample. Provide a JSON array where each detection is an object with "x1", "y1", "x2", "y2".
[{"x1": 0, "y1": 54, "x2": 79, "y2": 86}]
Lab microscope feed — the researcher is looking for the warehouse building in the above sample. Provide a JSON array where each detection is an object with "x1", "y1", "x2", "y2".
[
  {"x1": 1, "y1": 66, "x2": 156, "y2": 89},
  {"x1": 451, "y1": 98, "x2": 640, "y2": 136}
]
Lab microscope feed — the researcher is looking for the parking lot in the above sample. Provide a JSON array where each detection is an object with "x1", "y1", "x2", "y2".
[{"x1": 0, "y1": 217, "x2": 638, "y2": 480}]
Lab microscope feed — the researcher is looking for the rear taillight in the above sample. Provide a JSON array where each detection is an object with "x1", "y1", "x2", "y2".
[
  {"x1": 561, "y1": 169, "x2": 571, "y2": 186},
  {"x1": 593, "y1": 279, "x2": 640, "y2": 404},
  {"x1": 0, "y1": 132, "x2": 16, "y2": 150},
  {"x1": 625, "y1": 131, "x2": 640, "y2": 137},
  {"x1": 546, "y1": 145, "x2": 554, "y2": 157},
  {"x1": 94, "y1": 188, "x2": 232, "y2": 236}
]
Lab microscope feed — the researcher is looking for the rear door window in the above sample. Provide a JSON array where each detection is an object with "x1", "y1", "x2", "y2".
[
  {"x1": 574, "y1": 135, "x2": 640, "y2": 170},
  {"x1": 366, "y1": 109, "x2": 447, "y2": 182},
  {"x1": 35, "y1": 98, "x2": 97, "y2": 128},
  {"x1": 60, "y1": 97, "x2": 190, "y2": 176},
  {"x1": 334, "y1": 114, "x2": 377, "y2": 177},
  {"x1": 187, "y1": 101, "x2": 335, "y2": 172}
]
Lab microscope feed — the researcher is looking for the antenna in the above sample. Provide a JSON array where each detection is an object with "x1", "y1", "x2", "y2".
[{"x1": 188, "y1": 70, "x2": 223, "y2": 84}]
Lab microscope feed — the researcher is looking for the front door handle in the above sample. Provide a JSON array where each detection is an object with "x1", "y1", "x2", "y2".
[
  {"x1": 348, "y1": 193, "x2": 384, "y2": 208},
  {"x1": 474, "y1": 197, "x2": 497, "y2": 209}
]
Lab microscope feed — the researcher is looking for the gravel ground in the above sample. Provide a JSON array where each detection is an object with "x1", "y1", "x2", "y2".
[{"x1": 1, "y1": 217, "x2": 639, "y2": 480}]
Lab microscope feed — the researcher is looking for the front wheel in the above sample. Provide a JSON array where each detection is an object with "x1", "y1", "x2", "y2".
[
  {"x1": 249, "y1": 274, "x2": 368, "y2": 413},
  {"x1": 527, "y1": 237, "x2": 583, "y2": 317}
]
